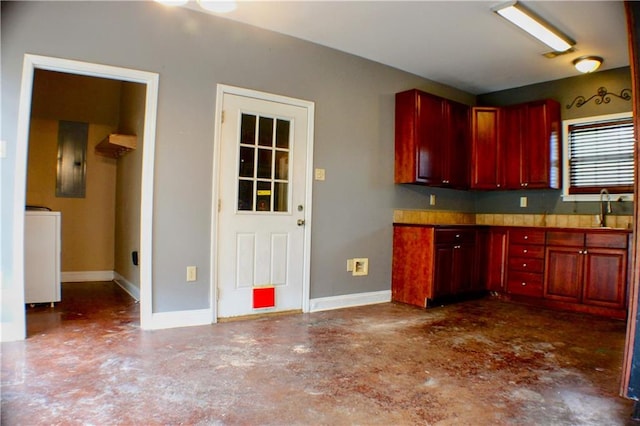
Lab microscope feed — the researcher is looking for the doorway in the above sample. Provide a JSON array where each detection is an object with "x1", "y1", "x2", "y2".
[
  {"x1": 13, "y1": 55, "x2": 159, "y2": 338},
  {"x1": 213, "y1": 85, "x2": 315, "y2": 320}
]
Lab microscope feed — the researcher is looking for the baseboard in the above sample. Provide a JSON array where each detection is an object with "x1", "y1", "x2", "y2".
[
  {"x1": 61, "y1": 270, "x2": 115, "y2": 282},
  {"x1": 113, "y1": 272, "x2": 140, "y2": 302},
  {"x1": 309, "y1": 290, "x2": 391, "y2": 312},
  {"x1": 143, "y1": 309, "x2": 213, "y2": 330}
]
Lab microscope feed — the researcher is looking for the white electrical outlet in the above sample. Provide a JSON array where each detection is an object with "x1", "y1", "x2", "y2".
[
  {"x1": 352, "y1": 258, "x2": 369, "y2": 276},
  {"x1": 186, "y1": 266, "x2": 197, "y2": 282},
  {"x1": 315, "y1": 168, "x2": 326, "y2": 181},
  {"x1": 520, "y1": 196, "x2": 527, "y2": 208},
  {"x1": 430, "y1": 194, "x2": 436, "y2": 206}
]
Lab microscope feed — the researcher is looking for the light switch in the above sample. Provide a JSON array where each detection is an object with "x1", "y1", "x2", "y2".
[
  {"x1": 186, "y1": 266, "x2": 197, "y2": 282},
  {"x1": 520, "y1": 197, "x2": 527, "y2": 208},
  {"x1": 430, "y1": 194, "x2": 436, "y2": 206},
  {"x1": 315, "y1": 168, "x2": 326, "y2": 181}
]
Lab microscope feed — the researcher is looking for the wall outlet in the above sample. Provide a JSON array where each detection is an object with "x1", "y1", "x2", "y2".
[
  {"x1": 520, "y1": 196, "x2": 527, "y2": 208},
  {"x1": 352, "y1": 258, "x2": 369, "y2": 276},
  {"x1": 315, "y1": 168, "x2": 326, "y2": 181},
  {"x1": 430, "y1": 194, "x2": 436, "y2": 206},
  {"x1": 186, "y1": 266, "x2": 197, "y2": 282}
]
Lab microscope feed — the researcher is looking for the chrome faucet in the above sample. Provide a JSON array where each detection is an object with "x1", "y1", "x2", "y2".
[{"x1": 599, "y1": 188, "x2": 612, "y2": 227}]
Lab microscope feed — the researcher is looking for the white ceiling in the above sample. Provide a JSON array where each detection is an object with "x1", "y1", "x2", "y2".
[{"x1": 184, "y1": 0, "x2": 629, "y2": 95}]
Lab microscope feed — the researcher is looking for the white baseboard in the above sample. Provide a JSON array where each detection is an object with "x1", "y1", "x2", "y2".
[
  {"x1": 113, "y1": 272, "x2": 140, "y2": 301},
  {"x1": 61, "y1": 270, "x2": 115, "y2": 282},
  {"x1": 309, "y1": 290, "x2": 391, "y2": 312},
  {"x1": 143, "y1": 309, "x2": 213, "y2": 330}
]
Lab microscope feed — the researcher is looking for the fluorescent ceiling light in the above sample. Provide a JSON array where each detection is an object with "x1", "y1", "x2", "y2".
[
  {"x1": 197, "y1": 0, "x2": 237, "y2": 13},
  {"x1": 493, "y1": 1, "x2": 575, "y2": 52},
  {"x1": 573, "y1": 56, "x2": 603, "y2": 73}
]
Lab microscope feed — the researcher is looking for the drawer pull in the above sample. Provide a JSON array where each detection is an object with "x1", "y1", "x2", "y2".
[
  {"x1": 524, "y1": 235, "x2": 528, "y2": 240},
  {"x1": 521, "y1": 282, "x2": 526, "y2": 286},
  {"x1": 523, "y1": 249, "x2": 528, "y2": 253},
  {"x1": 522, "y1": 263, "x2": 527, "y2": 268},
  {"x1": 455, "y1": 234, "x2": 460, "y2": 238}
]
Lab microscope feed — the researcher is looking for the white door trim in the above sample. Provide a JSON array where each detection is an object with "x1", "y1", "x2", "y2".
[
  {"x1": 211, "y1": 84, "x2": 315, "y2": 321},
  {"x1": 10, "y1": 54, "x2": 158, "y2": 339}
]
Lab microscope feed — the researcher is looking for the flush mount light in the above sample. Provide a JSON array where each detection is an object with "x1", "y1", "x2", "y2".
[
  {"x1": 573, "y1": 56, "x2": 604, "y2": 73},
  {"x1": 492, "y1": 1, "x2": 575, "y2": 53}
]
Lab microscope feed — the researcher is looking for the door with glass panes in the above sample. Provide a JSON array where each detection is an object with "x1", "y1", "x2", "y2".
[{"x1": 217, "y1": 92, "x2": 309, "y2": 318}]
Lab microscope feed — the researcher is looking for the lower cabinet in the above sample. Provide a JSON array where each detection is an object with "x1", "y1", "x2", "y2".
[
  {"x1": 545, "y1": 231, "x2": 628, "y2": 312},
  {"x1": 392, "y1": 225, "x2": 484, "y2": 308}
]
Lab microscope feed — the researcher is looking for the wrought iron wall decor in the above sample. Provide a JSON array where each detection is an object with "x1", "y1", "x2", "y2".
[{"x1": 566, "y1": 86, "x2": 632, "y2": 109}]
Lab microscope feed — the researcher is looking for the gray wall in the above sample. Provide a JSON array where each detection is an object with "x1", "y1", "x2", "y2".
[{"x1": 1, "y1": 1, "x2": 475, "y2": 317}]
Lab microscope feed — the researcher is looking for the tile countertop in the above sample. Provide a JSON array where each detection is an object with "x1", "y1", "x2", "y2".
[{"x1": 393, "y1": 210, "x2": 634, "y2": 231}]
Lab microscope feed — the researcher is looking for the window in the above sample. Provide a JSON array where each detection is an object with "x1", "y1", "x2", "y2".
[{"x1": 562, "y1": 112, "x2": 634, "y2": 201}]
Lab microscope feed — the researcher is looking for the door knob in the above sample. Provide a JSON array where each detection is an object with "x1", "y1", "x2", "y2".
[{"x1": 297, "y1": 219, "x2": 305, "y2": 226}]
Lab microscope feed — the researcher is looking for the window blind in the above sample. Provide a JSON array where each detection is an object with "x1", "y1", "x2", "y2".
[{"x1": 568, "y1": 116, "x2": 635, "y2": 194}]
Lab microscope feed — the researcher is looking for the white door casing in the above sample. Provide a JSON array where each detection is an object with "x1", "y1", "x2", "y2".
[{"x1": 213, "y1": 86, "x2": 314, "y2": 319}]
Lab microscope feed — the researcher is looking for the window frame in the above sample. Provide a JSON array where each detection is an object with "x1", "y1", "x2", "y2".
[{"x1": 561, "y1": 111, "x2": 634, "y2": 202}]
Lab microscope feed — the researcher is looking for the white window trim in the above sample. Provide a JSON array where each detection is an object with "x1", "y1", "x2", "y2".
[{"x1": 561, "y1": 111, "x2": 634, "y2": 202}]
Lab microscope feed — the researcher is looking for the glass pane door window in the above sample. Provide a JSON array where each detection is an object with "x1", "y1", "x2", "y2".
[{"x1": 237, "y1": 113, "x2": 291, "y2": 213}]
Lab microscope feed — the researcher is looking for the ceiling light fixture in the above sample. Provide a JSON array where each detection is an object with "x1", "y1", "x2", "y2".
[
  {"x1": 196, "y1": 0, "x2": 237, "y2": 13},
  {"x1": 573, "y1": 56, "x2": 604, "y2": 73},
  {"x1": 492, "y1": 1, "x2": 575, "y2": 53},
  {"x1": 154, "y1": 0, "x2": 237, "y2": 13}
]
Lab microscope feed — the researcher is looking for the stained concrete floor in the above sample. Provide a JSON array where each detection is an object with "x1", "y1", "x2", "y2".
[{"x1": 1, "y1": 281, "x2": 637, "y2": 425}]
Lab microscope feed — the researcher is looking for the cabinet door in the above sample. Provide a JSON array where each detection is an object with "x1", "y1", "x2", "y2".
[
  {"x1": 392, "y1": 226, "x2": 434, "y2": 307},
  {"x1": 417, "y1": 92, "x2": 446, "y2": 185},
  {"x1": 544, "y1": 246, "x2": 583, "y2": 303},
  {"x1": 434, "y1": 245, "x2": 454, "y2": 298},
  {"x1": 582, "y1": 248, "x2": 627, "y2": 309},
  {"x1": 523, "y1": 100, "x2": 561, "y2": 189},
  {"x1": 471, "y1": 107, "x2": 503, "y2": 189},
  {"x1": 453, "y1": 243, "x2": 477, "y2": 294},
  {"x1": 486, "y1": 228, "x2": 508, "y2": 292},
  {"x1": 444, "y1": 100, "x2": 470, "y2": 188},
  {"x1": 503, "y1": 104, "x2": 525, "y2": 189}
]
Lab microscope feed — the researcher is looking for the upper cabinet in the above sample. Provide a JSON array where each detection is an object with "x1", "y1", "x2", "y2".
[
  {"x1": 395, "y1": 89, "x2": 470, "y2": 189},
  {"x1": 471, "y1": 99, "x2": 561, "y2": 190}
]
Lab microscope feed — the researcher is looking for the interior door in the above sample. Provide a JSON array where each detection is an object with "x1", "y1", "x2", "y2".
[{"x1": 217, "y1": 92, "x2": 309, "y2": 319}]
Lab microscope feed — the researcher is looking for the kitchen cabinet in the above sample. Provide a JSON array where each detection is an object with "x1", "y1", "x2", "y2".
[
  {"x1": 545, "y1": 231, "x2": 628, "y2": 310},
  {"x1": 486, "y1": 227, "x2": 508, "y2": 292},
  {"x1": 471, "y1": 107, "x2": 503, "y2": 189},
  {"x1": 506, "y1": 228, "x2": 546, "y2": 298},
  {"x1": 392, "y1": 225, "x2": 484, "y2": 308},
  {"x1": 503, "y1": 100, "x2": 561, "y2": 189},
  {"x1": 395, "y1": 89, "x2": 470, "y2": 188},
  {"x1": 471, "y1": 99, "x2": 561, "y2": 190}
]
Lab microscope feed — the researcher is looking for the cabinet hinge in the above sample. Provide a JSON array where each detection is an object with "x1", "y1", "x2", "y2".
[
  {"x1": 221, "y1": 110, "x2": 225, "y2": 124},
  {"x1": 218, "y1": 199, "x2": 221, "y2": 212}
]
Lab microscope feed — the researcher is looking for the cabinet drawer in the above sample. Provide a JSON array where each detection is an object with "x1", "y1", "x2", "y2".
[
  {"x1": 507, "y1": 272, "x2": 543, "y2": 298},
  {"x1": 509, "y1": 229, "x2": 545, "y2": 245},
  {"x1": 546, "y1": 231, "x2": 584, "y2": 247},
  {"x1": 509, "y1": 244, "x2": 545, "y2": 259},
  {"x1": 586, "y1": 233, "x2": 628, "y2": 249},
  {"x1": 435, "y1": 229, "x2": 476, "y2": 244},
  {"x1": 508, "y1": 257, "x2": 544, "y2": 273}
]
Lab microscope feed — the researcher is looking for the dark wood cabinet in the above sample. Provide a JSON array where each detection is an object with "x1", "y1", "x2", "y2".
[
  {"x1": 486, "y1": 228, "x2": 508, "y2": 292},
  {"x1": 392, "y1": 225, "x2": 483, "y2": 308},
  {"x1": 471, "y1": 99, "x2": 561, "y2": 190},
  {"x1": 471, "y1": 107, "x2": 502, "y2": 189},
  {"x1": 545, "y1": 231, "x2": 628, "y2": 311},
  {"x1": 395, "y1": 89, "x2": 470, "y2": 188},
  {"x1": 503, "y1": 100, "x2": 561, "y2": 189},
  {"x1": 506, "y1": 228, "x2": 546, "y2": 298}
]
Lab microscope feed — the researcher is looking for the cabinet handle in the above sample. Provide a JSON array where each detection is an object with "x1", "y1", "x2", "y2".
[
  {"x1": 455, "y1": 234, "x2": 460, "y2": 238},
  {"x1": 579, "y1": 250, "x2": 583, "y2": 254},
  {"x1": 522, "y1": 263, "x2": 527, "y2": 268},
  {"x1": 521, "y1": 282, "x2": 527, "y2": 286},
  {"x1": 497, "y1": 184, "x2": 501, "y2": 188},
  {"x1": 584, "y1": 250, "x2": 588, "y2": 255},
  {"x1": 524, "y1": 235, "x2": 528, "y2": 240},
  {"x1": 454, "y1": 245, "x2": 461, "y2": 249},
  {"x1": 523, "y1": 249, "x2": 528, "y2": 253}
]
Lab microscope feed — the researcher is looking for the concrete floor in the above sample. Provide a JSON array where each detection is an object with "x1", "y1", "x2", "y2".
[{"x1": 1, "y1": 281, "x2": 637, "y2": 425}]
